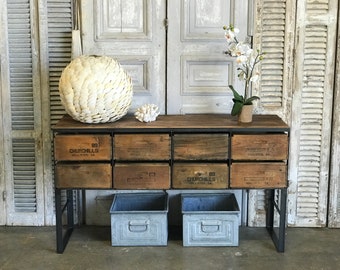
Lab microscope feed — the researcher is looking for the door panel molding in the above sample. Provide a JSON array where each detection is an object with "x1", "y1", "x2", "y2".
[
  {"x1": 167, "y1": 0, "x2": 248, "y2": 114},
  {"x1": 82, "y1": 0, "x2": 166, "y2": 113}
]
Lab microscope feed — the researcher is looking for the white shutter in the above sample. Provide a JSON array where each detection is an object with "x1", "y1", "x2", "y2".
[
  {"x1": 3, "y1": 0, "x2": 45, "y2": 225},
  {"x1": 47, "y1": 0, "x2": 71, "y2": 124},
  {"x1": 328, "y1": 15, "x2": 340, "y2": 227},
  {"x1": 46, "y1": 0, "x2": 81, "y2": 225},
  {"x1": 288, "y1": 0, "x2": 337, "y2": 226},
  {"x1": 247, "y1": 0, "x2": 296, "y2": 226},
  {"x1": 0, "y1": 0, "x2": 7, "y2": 225},
  {"x1": 0, "y1": 0, "x2": 73, "y2": 226},
  {"x1": 254, "y1": 0, "x2": 295, "y2": 117}
]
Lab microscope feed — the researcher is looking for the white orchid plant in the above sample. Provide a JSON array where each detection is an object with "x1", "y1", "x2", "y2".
[{"x1": 223, "y1": 24, "x2": 265, "y2": 116}]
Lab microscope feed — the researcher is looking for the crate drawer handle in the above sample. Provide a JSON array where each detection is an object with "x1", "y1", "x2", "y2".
[
  {"x1": 200, "y1": 221, "x2": 221, "y2": 233},
  {"x1": 128, "y1": 220, "x2": 149, "y2": 232}
]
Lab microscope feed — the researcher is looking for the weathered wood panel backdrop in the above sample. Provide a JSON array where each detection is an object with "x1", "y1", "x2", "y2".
[{"x1": 0, "y1": 0, "x2": 339, "y2": 227}]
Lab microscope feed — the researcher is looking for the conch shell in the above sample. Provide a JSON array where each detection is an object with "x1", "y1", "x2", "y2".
[{"x1": 134, "y1": 104, "x2": 160, "y2": 122}]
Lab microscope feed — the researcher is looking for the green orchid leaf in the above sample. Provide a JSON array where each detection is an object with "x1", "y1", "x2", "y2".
[
  {"x1": 231, "y1": 101, "x2": 243, "y2": 116},
  {"x1": 229, "y1": 85, "x2": 244, "y2": 102},
  {"x1": 244, "y1": 96, "x2": 260, "y2": 105}
]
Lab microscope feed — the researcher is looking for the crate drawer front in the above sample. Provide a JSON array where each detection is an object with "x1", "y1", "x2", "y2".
[
  {"x1": 230, "y1": 163, "x2": 287, "y2": 188},
  {"x1": 232, "y1": 134, "x2": 288, "y2": 160},
  {"x1": 114, "y1": 134, "x2": 170, "y2": 160},
  {"x1": 54, "y1": 135, "x2": 112, "y2": 161},
  {"x1": 172, "y1": 163, "x2": 228, "y2": 189},
  {"x1": 114, "y1": 163, "x2": 170, "y2": 189},
  {"x1": 110, "y1": 213, "x2": 168, "y2": 246},
  {"x1": 181, "y1": 193, "x2": 240, "y2": 246},
  {"x1": 173, "y1": 134, "x2": 228, "y2": 160},
  {"x1": 110, "y1": 193, "x2": 168, "y2": 246},
  {"x1": 182, "y1": 214, "x2": 239, "y2": 246},
  {"x1": 55, "y1": 163, "x2": 112, "y2": 188}
]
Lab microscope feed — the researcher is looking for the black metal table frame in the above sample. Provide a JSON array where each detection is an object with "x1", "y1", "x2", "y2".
[
  {"x1": 53, "y1": 114, "x2": 290, "y2": 254},
  {"x1": 55, "y1": 187, "x2": 287, "y2": 254}
]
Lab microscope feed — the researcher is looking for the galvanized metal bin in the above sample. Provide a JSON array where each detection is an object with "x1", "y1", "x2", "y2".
[
  {"x1": 110, "y1": 192, "x2": 169, "y2": 246},
  {"x1": 181, "y1": 193, "x2": 240, "y2": 247}
]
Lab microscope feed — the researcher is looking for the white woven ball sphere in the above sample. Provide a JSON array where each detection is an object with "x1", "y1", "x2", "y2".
[{"x1": 59, "y1": 55, "x2": 133, "y2": 123}]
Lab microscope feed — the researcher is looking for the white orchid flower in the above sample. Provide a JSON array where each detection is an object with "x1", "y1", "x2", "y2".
[
  {"x1": 236, "y1": 43, "x2": 251, "y2": 56},
  {"x1": 250, "y1": 72, "x2": 260, "y2": 83},
  {"x1": 232, "y1": 27, "x2": 240, "y2": 36},
  {"x1": 223, "y1": 23, "x2": 265, "y2": 105},
  {"x1": 236, "y1": 55, "x2": 248, "y2": 65},
  {"x1": 224, "y1": 30, "x2": 236, "y2": 42},
  {"x1": 224, "y1": 25, "x2": 240, "y2": 42}
]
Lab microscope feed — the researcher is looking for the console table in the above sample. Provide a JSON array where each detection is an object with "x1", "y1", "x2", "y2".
[{"x1": 53, "y1": 114, "x2": 289, "y2": 253}]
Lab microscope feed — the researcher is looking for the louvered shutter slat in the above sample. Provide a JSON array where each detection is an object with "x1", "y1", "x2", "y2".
[
  {"x1": 12, "y1": 139, "x2": 36, "y2": 213},
  {"x1": 48, "y1": 0, "x2": 72, "y2": 123},
  {"x1": 8, "y1": 0, "x2": 34, "y2": 130}
]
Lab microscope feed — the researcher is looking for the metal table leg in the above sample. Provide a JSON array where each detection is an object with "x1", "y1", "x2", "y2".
[
  {"x1": 266, "y1": 188, "x2": 287, "y2": 252},
  {"x1": 55, "y1": 189, "x2": 75, "y2": 253}
]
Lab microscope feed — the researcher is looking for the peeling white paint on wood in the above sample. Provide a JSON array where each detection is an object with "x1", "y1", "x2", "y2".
[
  {"x1": 81, "y1": 0, "x2": 166, "y2": 114},
  {"x1": 288, "y1": 0, "x2": 337, "y2": 227},
  {"x1": 0, "y1": 0, "x2": 340, "y2": 228},
  {"x1": 0, "y1": 0, "x2": 8, "y2": 226},
  {"x1": 167, "y1": 0, "x2": 248, "y2": 114},
  {"x1": 328, "y1": 11, "x2": 340, "y2": 227},
  {"x1": 0, "y1": 0, "x2": 46, "y2": 225},
  {"x1": 248, "y1": 0, "x2": 296, "y2": 226}
]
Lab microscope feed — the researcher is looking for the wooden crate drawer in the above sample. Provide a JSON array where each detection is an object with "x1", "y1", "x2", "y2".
[
  {"x1": 55, "y1": 163, "x2": 112, "y2": 188},
  {"x1": 114, "y1": 134, "x2": 170, "y2": 160},
  {"x1": 173, "y1": 134, "x2": 228, "y2": 160},
  {"x1": 54, "y1": 134, "x2": 112, "y2": 161},
  {"x1": 172, "y1": 163, "x2": 228, "y2": 189},
  {"x1": 230, "y1": 163, "x2": 287, "y2": 188},
  {"x1": 114, "y1": 163, "x2": 170, "y2": 189},
  {"x1": 232, "y1": 134, "x2": 288, "y2": 160}
]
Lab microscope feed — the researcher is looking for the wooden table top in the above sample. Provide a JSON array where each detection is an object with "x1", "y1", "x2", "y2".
[{"x1": 53, "y1": 114, "x2": 289, "y2": 132}]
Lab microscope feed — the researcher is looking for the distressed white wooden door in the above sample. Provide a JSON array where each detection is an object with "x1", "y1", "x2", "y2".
[
  {"x1": 167, "y1": 0, "x2": 249, "y2": 114},
  {"x1": 247, "y1": 0, "x2": 338, "y2": 228},
  {"x1": 0, "y1": 0, "x2": 46, "y2": 225},
  {"x1": 81, "y1": 0, "x2": 167, "y2": 113},
  {"x1": 80, "y1": 0, "x2": 166, "y2": 224},
  {"x1": 246, "y1": 0, "x2": 297, "y2": 227},
  {"x1": 81, "y1": 0, "x2": 249, "y2": 225},
  {"x1": 288, "y1": 0, "x2": 338, "y2": 227},
  {"x1": 0, "y1": 0, "x2": 6, "y2": 225},
  {"x1": 328, "y1": 8, "x2": 340, "y2": 228}
]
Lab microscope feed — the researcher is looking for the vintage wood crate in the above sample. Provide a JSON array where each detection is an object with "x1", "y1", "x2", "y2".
[
  {"x1": 172, "y1": 163, "x2": 228, "y2": 189},
  {"x1": 114, "y1": 134, "x2": 170, "y2": 160},
  {"x1": 173, "y1": 134, "x2": 228, "y2": 160},
  {"x1": 55, "y1": 163, "x2": 112, "y2": 188},
  {"x1": 113, "y1": 163, "x2": 170, "y2": 189},
  {"x1": 232, "y1": 134, "x2": 288, "y2": 160},
  {"x1": 54, "y1": 134, "x2": 112, "y2": 161},
  {"x1": 230, "y1": 162, "x2": 287, "y2": 188}
]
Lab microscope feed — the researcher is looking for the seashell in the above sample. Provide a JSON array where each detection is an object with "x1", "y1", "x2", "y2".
[{"x1": 134, "y1": 104, "x2": 160, "y2": 123}]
